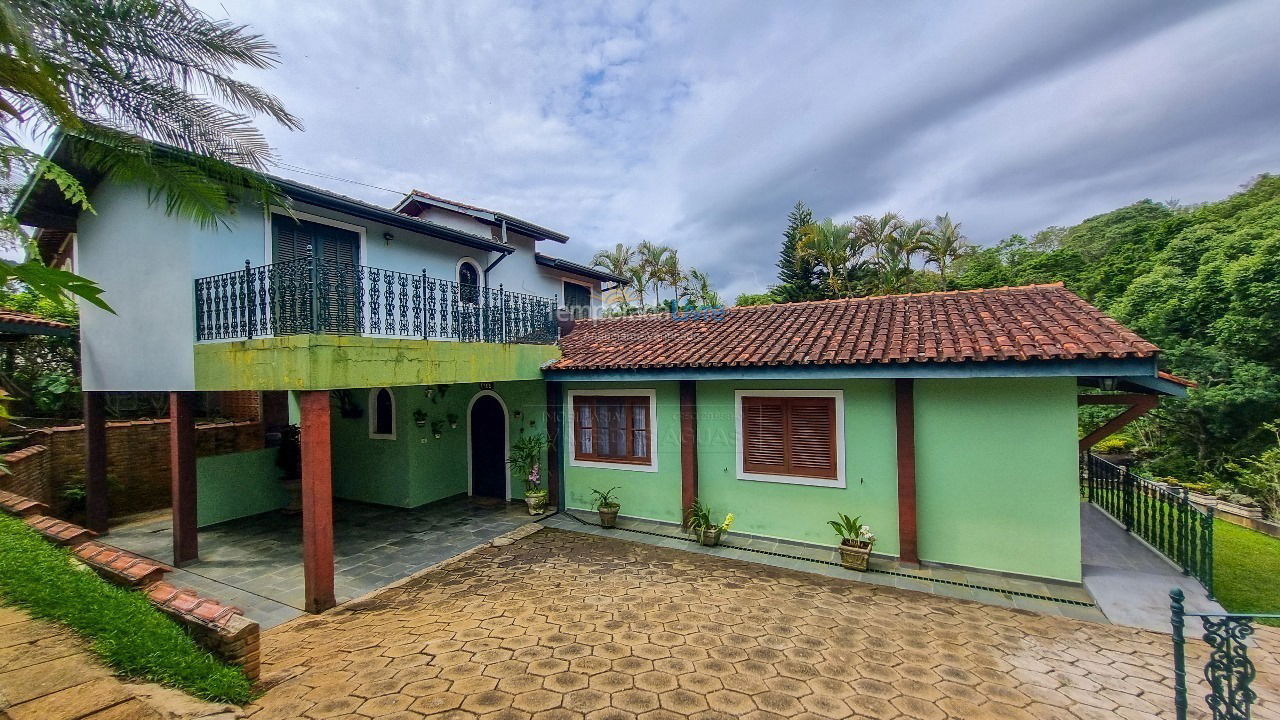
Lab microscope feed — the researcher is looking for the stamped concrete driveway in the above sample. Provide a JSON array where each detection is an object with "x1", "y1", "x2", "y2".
[{"x1": 246, "y1": 527, "x2": 1279, "y2": 720}]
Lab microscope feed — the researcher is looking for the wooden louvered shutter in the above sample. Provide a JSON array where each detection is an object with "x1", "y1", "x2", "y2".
[
  {"x1": 742, "y1": 395, "x2": 836, "y2": 480},
  {"x1": 315, "y1": 225, "x2": 360, "y2": 334},
  {"x1": 742, "y1": 397, "x2": 787, "y2": 475},
  {"x1": 786, "y1": 397, "x2": 836, "y2": 479}
]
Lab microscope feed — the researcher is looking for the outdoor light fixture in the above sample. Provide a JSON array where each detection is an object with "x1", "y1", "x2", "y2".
[
  {"x1": 1099, "y1": 377, "x2": 1118, "y2": 391},
  {"x1": 383, "y1": 231, "x2": 395, "y2": 245}
]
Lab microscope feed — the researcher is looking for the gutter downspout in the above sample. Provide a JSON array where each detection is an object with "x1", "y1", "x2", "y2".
[{"x1": 482, "y1": 219, "x2": 512, "y2": 288}]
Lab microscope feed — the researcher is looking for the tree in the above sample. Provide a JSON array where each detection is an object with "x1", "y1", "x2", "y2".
[
  {"x1": 919, "y1": 213, "x2": 967, "y2": 289},
  {"x1": 796, "y1": 218, "x2": 859, "y2": 296},
  {"x1": 773, "y1": 201, "x2": 821, "y2": 302},
  {"x1": 591, "y1": 243, "x2": 635, "y2": 310},
  {"x1": 624, "y1": 265, "x2": 649, "y2": 311},
  {"x1": 635, "y1": 240, "x2": 668, "y2": 307},
  {"x1": 681, "y1": 268, "x2": 721, "y2": 307},
  {"x1": 735, "y1": 292, "x2": 775, "y2": 306},
  {"x1": 1, "y1": 0, "x2": 300, "y2": 309}
]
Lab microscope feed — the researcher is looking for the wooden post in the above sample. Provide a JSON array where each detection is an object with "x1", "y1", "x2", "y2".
[
  {"x1": 1077, "y1": 393, "x2": 1159, "y2": 452},
  {"x1": 895, "y1": 379, "x2": 919, "y2": 566},
  {"x1": 545, "y1": 381, "x2": 564, "y2": 512},
  {"x1": 83, "y1": 392, "x2": 109, "y2": 534},
  {"x1": 679, "y1": 380, "x2": 699, "y2": 523},
  {"x1": 169, "y1": 391, "x2": 198, "y2": 566},
  {"x1": 299, "y1": 390, "x2": 335, "y2": 613}
]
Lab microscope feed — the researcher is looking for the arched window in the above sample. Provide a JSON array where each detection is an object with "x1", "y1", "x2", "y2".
[
  {"x1": 458, "y1": 259, "x2": 481, "y2": 304},
  {"x1": 369, "y1": 387, "x2": 395, "y2": 439}
]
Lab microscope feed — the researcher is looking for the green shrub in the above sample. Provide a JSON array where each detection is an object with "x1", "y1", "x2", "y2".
[
  {"x1": 0, "y1": 515, "x2": 253, "y2": 703},
  {"x1": 1093, "y1": 434, "x2": 1136, "y2": 453}
]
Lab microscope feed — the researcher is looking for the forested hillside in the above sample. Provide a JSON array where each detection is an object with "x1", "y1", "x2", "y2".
[{"x1": 949, "y1": 175, "x2": 1280, "y2": 501}]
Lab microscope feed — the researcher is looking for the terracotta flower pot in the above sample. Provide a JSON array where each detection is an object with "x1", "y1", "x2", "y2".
[
  {"x1": 524, "y1": 490, "x2": 548, "y2": 516},
  {"x1": 839, "y1": 540, "x2": 872, "y2": 571},
  {"x1": 598, "y1": 505, "x2": 620, "y2": 528}
]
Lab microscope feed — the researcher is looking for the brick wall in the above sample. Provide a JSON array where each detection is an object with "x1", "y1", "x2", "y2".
[
  {"x1": 215, "y1": 391, "x2": 262, "y2": 422},
  {"x1": 0, "y1": 445, "x2": 52, "y2": 506},
  {"x1": 1, "y1": 419, "x2": 263, "y2": 518}
]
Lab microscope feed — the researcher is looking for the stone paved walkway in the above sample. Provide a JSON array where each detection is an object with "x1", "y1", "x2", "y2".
[
  {"x1": 108, "y1": 497, "x2": 535, "y2": 628},
  {"x1": 247, "y1": 526, "x2": 1280, "y2": 720},
  {"x1": 0, "y1": 605, "x2": 233, "y2": 720}
]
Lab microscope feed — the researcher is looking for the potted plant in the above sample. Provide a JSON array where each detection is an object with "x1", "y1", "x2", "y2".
[
  {"x1": 430, "y1": 420, "x2": 444, "y2": 439},
  {"x1": 413, "y1": 409, "x2": 428, "y2": 428},
  {"x1": 686, "y1": 498, "x2": 734, "y2": 547},
  {"x1": 447, "y1": 412, "x2": 459, "y2": 429},
  {"x1": 828, "y1": 512, "x2": 875, "y2": 571},
  {"x1": 591, "y1": 487, "x2": 622, "y2": 528},
  {"x1": 508, "y1": 433, "x2": 549, "y2": 515}
]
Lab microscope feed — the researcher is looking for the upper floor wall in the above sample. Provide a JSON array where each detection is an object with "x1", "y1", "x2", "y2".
[{"x1": 73, "y1": 179, "x2": 601, "y2": 392}]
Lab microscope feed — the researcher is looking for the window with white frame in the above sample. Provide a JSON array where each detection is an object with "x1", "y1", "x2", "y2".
[
  {"x1": 736, "y1": 390, "x2": 844, "y2": 487},
  {"x1": 369, "y1": 387, "x2": 396, "y2": 439},
  {"x1": 568, "y1": 389, "x2": 657, "y2": 471}
]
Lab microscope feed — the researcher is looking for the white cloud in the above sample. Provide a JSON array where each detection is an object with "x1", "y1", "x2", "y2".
[{"x1": 195, "y1": 0, "x2": 1280, "y2": 300}]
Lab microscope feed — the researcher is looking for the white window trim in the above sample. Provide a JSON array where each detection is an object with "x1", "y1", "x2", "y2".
[
  {"x1": 264, "y1": 206, "x2": 368, "y2": 267},
  {"x1": 734, "y1": 389, "x2": 845, "y2": 488},
  {"x1": 368, "y1": 387, "x2": 397, "y2": 440},
  {"x1": 567, "y1": 388, "x2": 659, "y2": 473}
]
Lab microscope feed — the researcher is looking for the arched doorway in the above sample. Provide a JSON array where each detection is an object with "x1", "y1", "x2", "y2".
[{"x1": 469, "y1": 392, "x2": 508, "y2": 499}]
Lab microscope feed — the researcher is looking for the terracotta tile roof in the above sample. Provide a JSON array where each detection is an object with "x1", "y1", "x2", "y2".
[
  {"x1": 551, "y1": 283, "x2": 1160, "y2": 371},
  {"x1": 0, "y1": 310, "x2": 71, "y2": 330}
]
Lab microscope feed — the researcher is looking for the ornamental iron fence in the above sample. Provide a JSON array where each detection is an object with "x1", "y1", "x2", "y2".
[
  {"x1": 194, "y1": 259, "x2": 558, "y2": 344},
  {"x1": 1082, "y1": 453, "x2": 1214, "y2": 597},
  {"x1": 1171, "y1": 588, "x2": 1277, "y2": 720}
]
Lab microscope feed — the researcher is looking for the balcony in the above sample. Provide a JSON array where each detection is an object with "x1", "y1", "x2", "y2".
[
  {"x1": 194, "y1": 258, "x2": 558, "y2": 344},
  {"x1": 191, "y1": 260, "x2": 562, "y2": 391}
]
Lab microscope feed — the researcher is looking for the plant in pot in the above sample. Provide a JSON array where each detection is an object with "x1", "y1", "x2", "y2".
[
  {"x1": 430, "y1": 420, "x2": 444, "y2": 439},
  {"x1": 686, "y1": 498, "x2": 734, "y2": 547},
  {"x1": 447, "y1": 412, "x2": 459, "y2": 429},
  {"x1": 828, "y1": 512, "x2": 875, "y2": 571},
  {"x1": 413, "y1": 409, "x2": 428, "y2": 428},
  {"x1": 508, "y1": 433, "x2": 549, "y2": 515},
  {"x1": 591, "y1": 487, "x2": 622, "y2": 528}
]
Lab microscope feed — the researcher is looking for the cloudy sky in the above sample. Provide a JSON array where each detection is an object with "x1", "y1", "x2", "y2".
[{"x1": 194, "y1": 0, "x2": 1280, "y2": 299}]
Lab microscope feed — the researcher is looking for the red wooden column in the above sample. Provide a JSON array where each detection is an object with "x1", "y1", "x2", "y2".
[
  {"x1": 895, "y1": 379, "x2": 919, "y2": 566},
  {"x1": 545, "y1": 381, "x2": 564, "y2": 512},
  {"x1": 299, "y1": 390, "x2": 335, "y2": 613},
  {"x1": 169, "y1": 391, "x2": 198, "y2": 566},
  {"x1": 679, "y1": 380, "x2": 699, "y2": 523},
  {"x1": 83, "y1": 391, "x2": 109, "y2": 534}
]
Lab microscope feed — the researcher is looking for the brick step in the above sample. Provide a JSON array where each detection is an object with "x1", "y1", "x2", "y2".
[
  {"x1": 24, "y1": 515, "x2": 95, "y2": 545},
  {"x1": 0, "y1": 488, "x2": 48, "y2": 517},
  {"x1": 72, "y1": 541, "x2": 171, "y2": 587}
]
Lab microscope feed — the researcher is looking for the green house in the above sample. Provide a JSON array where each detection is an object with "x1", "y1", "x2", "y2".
[{"x1": 17, "y1": 135, "x2": 1186, "y2": 612}]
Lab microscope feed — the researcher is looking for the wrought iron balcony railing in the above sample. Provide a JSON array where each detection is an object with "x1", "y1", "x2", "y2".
[
  {"x1": 1082, "y1": 453, "x2": 1215, "y2": 596},
  {"x1": 1171, "y1": 589, "x2": 1278, "y2": 720},
  {"x1": 194, "y1": 258, "x2": 558, "y2": 344}
]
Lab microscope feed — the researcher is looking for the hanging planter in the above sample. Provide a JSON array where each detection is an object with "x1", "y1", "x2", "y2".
[
  {"x1": 413, "y1": 409, "x2": 428, "y2": 428},
  {"x1": 431, "y1": 421, "x2": 444, "y2": 439},
  {"x1": 447, "y1": 413, "x2": 459, "y2": 429}
]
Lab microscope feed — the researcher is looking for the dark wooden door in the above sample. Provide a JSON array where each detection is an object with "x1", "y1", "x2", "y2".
[
  {"x1": 271, "y1": 215, "x2": 360, "y2": 334},
  {"x1": 470, "y1": 395, "x2": 507, "y2": 499},
  {"x1": 563, "y1": 282, "x2": 591, "y2": 319}
]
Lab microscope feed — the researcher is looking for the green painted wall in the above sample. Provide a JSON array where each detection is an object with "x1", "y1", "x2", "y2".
[
  {"x1": 914, "y1": 376, "x2": 1081, "y2": 582},
  {"x1": 562, "y1": 382, "x2": 684, "y2": 523},
  {"x1": 196, "y1": 448, "x2": 286, "y2": 527},
  {"x1": 194, "y1": 336, "x2": 560, "y2": 391},
  {"x1": 696, "y1": 380, "x2": 900, "y2": 552},
  {"x1": 330, "y1": 381, "x2": 548, "y2": 508},
  {"x1": 560, "y1": 376, "x2": 1080, "y2": 581}
]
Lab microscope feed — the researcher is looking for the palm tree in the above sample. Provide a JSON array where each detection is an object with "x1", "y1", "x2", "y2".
[
  {"x1": 591, "y1": 243, "x2": 635, "y2": 310},
  {"x1": 682, "y1": 268, "x2": 721, "y2": 307},
  {"x1": 624, "y1": 266, "x2": 649, "y2": 312},
  {"x1": 853, "y1": 212, "x2": 906, "y2": 265},
  {"x1": 896, "y1": 218, "x2": 933, "y2": 270},
  {"x1": 796, "y1": 218, "x2": 859, "y2": 296},
  {"x1": 636, "y1": 240, "x2": 673, "y2": 309},
  {"x1": 1, "y1": 0, "x2": 300, "y2": 307},
  {"x1": 919, "y1": 213, "x2": 967, "y2": 289},
  {"x1": 657, "y1": 250, "x2": 684, "y2": 309}
]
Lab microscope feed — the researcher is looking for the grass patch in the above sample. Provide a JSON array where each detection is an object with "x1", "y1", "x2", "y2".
[
  {"x1": 1214, "y1": 518, "x2": 1280, "y2": 627},
  {"x1": 0, "y1": 514, "x2": 254, "y2": 703}
]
